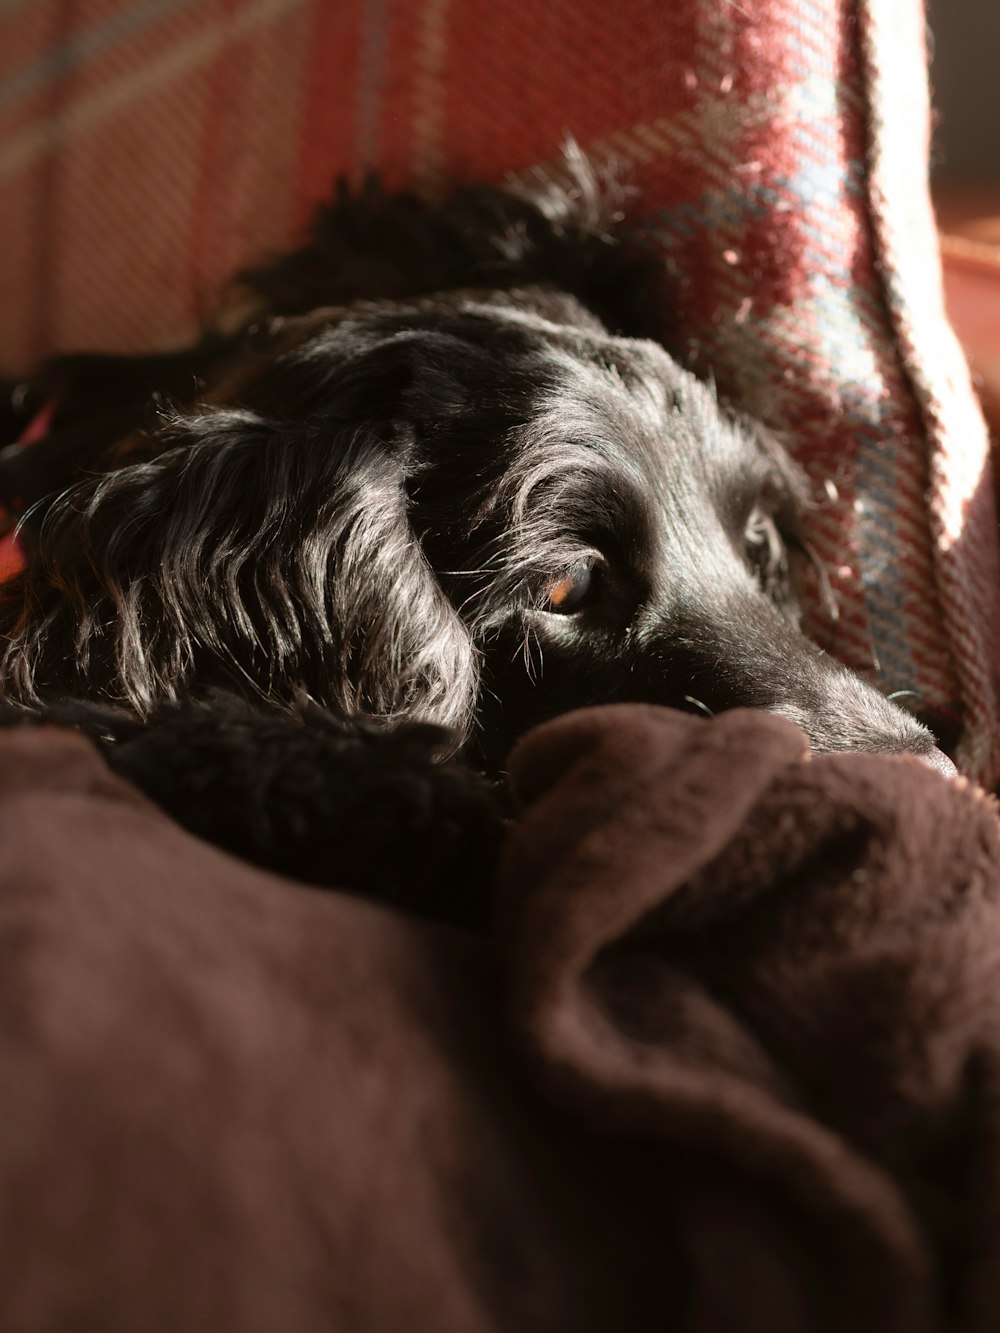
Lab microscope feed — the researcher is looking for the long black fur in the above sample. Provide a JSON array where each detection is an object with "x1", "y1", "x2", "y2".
[{"x1": 0, "y1": 155, "x2": 950, "y2": 921}]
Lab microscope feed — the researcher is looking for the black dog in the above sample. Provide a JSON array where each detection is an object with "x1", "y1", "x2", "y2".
[{"x1": 0, "y1": 158, "x2": 952, "y2": 919}]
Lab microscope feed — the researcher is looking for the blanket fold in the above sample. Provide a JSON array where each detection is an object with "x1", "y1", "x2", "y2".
[{"x1": 502, "y1": 706, "x2": 1000, "y2": 1332}]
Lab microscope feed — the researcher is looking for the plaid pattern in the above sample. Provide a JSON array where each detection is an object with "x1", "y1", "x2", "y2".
[{"x1": 1, "y1": 0, "x2": 998, "y2": 781}]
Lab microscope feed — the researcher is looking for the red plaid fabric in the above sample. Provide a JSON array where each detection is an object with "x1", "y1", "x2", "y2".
[{"x1": 2, "y1": 0, "x2": 998, "y2": 781}]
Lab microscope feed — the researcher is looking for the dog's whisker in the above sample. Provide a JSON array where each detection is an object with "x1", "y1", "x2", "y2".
[
  {"x1": 798, "y1": 539, "x2": 839, "y2": 624},
  {"x1": 521, "y1": 629, "x2": 534, "y2": 683},
  {"x1": 514, "y1": 631, "x2": 533, "y2": 677},
  {"x1": 522, "y1": 627, "x2": 544, "y2": 685}
]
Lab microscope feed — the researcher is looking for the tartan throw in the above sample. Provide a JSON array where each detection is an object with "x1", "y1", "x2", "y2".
[{"x1": 1, "y1": 0, "x2": 998, "y2": 782}]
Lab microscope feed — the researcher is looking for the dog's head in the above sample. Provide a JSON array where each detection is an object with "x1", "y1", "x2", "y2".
[{"x1": 0, "y1": 161, "x2": 951, "y2": 773}]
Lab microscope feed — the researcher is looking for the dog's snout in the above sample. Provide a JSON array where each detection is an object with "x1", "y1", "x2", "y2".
[
  {"x1": 651, "y1": 602, "x2": 961, "y2": 773},
  {"x1": 915, "y1": 747, "x2": 958, "y2": 779}
]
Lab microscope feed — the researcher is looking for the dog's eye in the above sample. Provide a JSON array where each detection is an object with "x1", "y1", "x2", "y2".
[
  {"x1": 542, "y1": 561, "x2": 598, "y2": 614},
  {"x1": 744, "y1": 508, "x2": 787, "y2": 591}
]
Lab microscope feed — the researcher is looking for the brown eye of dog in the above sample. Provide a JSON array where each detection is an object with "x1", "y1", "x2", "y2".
[
  {"x1": 744, "y1": 508, "x2": 787, "y2": 594},
  {"x1": 542, "y1": 561, "x2": 597, "y2": 613}
]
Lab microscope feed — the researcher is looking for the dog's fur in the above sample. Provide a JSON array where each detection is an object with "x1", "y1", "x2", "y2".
[{"x1": 0, "y1": 159, "x2": 949, "y2": 918}]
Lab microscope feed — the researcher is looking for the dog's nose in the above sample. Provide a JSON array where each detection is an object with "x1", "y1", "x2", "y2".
[{"x1": 916, "y1": 747, "x2": 958, "y2": 779}]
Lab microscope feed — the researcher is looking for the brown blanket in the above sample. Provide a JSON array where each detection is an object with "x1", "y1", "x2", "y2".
[{"x1": 0, "y1": 706, "x2": 998, "y2": 1331}]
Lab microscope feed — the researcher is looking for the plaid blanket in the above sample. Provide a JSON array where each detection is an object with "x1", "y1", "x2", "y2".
[{"x1": 1, "y1": 0, "x2": 997, "y2": 781}]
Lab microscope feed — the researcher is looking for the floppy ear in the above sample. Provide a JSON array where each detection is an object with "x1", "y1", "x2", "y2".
[{"x1": 0, "y1": 401, "x2": 479, "y2": 738}]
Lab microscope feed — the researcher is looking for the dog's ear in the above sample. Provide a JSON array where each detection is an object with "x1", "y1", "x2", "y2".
[
  {"x1": 238, "y1": 145, "x2": 672, "y2": 343},
  {"x1": 0, "y1": 398, "x2": 479, "y2": 737}
]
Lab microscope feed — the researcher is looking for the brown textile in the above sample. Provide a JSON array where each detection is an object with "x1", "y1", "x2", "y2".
[{"x1": 0, "y1": 708, "x2": 999, "y2": 1331}]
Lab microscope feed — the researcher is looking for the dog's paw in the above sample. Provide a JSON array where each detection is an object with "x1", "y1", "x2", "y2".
[{"x1": 98, "y1": 693, "x2": 505, "y2": 927}]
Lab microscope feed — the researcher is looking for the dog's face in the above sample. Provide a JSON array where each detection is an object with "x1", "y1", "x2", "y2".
[
  {"x1": 392, "y1": 291, "x2": 937, "y2": 768},
  {"x1": 0, "y1": 280, "x2": 947, "y2": 773}
]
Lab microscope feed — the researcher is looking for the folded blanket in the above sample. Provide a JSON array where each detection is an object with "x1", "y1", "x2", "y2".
[
  {"x1": 1, "y1": 708, "x2": 998, "y2": 1331},
  {"x1": 505, "y1": 706, "x2": 1000, "y2": 1332}
]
